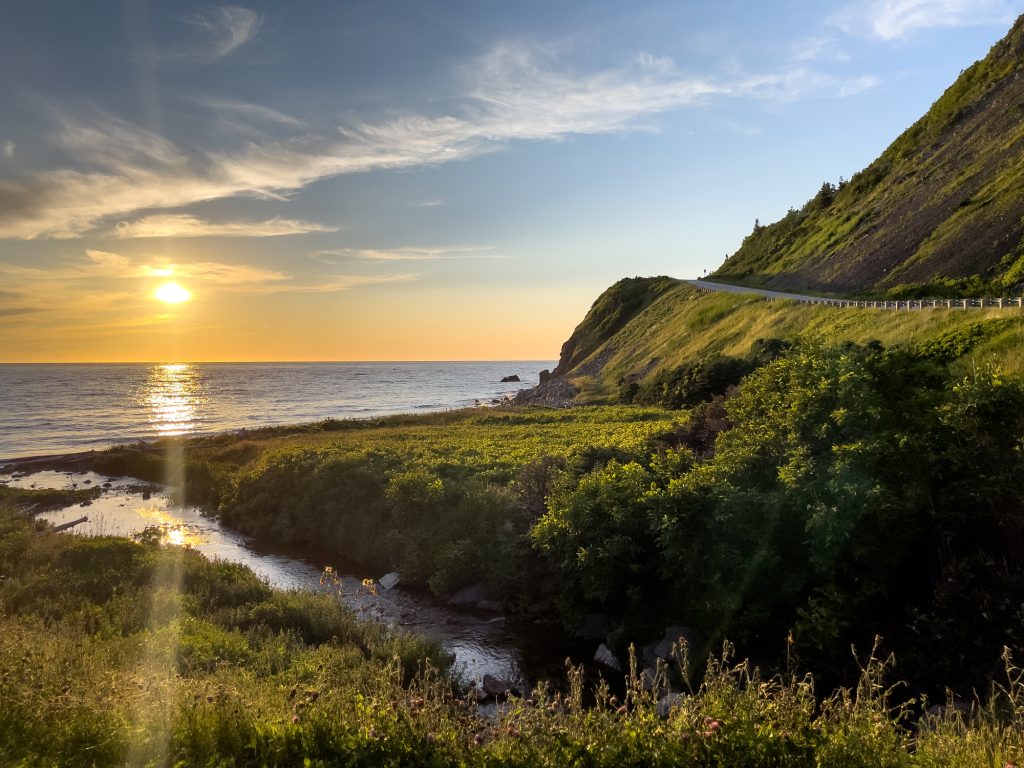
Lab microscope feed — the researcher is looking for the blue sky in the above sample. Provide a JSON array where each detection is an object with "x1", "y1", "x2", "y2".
[{"x1": 0, "y1": 0, "x2": 1021, "y2": 361}]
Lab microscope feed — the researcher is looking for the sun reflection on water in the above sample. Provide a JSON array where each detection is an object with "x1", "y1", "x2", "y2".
[
  {"x1": 143, "y1": 363, "x2": 203, "y2": 437},
  {"x1": 136, "y1": 506, "x2": 205, "y2": 547}
]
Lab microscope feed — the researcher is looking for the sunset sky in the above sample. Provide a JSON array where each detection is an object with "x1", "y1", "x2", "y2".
[{"x1": 0, "y1": 0, "x2": 1019, "y2": 362}]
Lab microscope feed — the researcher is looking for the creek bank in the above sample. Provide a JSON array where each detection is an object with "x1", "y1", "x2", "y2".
[{"x1": 0, "y1": 466, "x2": 554, "y2": 692}]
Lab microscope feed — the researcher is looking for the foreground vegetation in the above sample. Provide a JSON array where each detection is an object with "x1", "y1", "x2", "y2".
[
  {"x1": 2, "y1": 492, "x2": 1024, "y2": 766},
  {"x1": 46, "y1": 328, "x2": 1023, "y2": 701},
  {"x1": 84, "y1": 406, "x2": 683, "y2": 611}
]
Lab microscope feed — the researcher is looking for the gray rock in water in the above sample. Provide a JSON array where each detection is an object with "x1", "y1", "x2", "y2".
[
  {"x1": 482, "y1": 674, "x2": 518, "y2": 699},
  {"x1": 656, "y1": 692, "x2": 686, "y2": 719},
  {"x1": 594, "y1": 643, "x2": 621, "y2": 671},
  {"x1": 500, "y1": 375, "x2": 521, "y2": 382},
  {"x1": 378, "y1": 572, "x2": 400, "y2": 590}
]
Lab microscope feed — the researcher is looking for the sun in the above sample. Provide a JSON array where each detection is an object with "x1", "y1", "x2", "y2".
[{"x1": 154, "y1": 282, "x2": 191, "y2": 304}]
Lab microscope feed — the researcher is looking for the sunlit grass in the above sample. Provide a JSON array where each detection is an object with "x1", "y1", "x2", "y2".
[{"x1": 567, "y1": 284, "x2": 1024, "y2": 400}]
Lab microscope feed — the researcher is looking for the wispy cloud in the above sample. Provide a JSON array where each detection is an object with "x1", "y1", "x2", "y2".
[
  {"x1": 274, "y1": 273, "x2": 418, "y2": 294},
  {"x1": 113, "y1": 214, "x2": 336, "y2": 238},
  {"x1": 722, "y1": 120, "x2": 762, "y2": 137},
  {"x1": 832, "y1": 0, "x2": 1017, "y2": 40},
  {"x1": 791, "y1": 36, "x2": 852, "y2": 62},
  {"x1": 0, "y1": 43, "x2": 879, "y2": 240},
  {"x1": 1, "y1": 140, "x2": 13, "y2": 159},
  {"x1": 312, "y1": 246, "x2": 498, "y2": 263},
  {"x1": 181, "y1": 4, "x2": 262, "y2": 62},
  {"x1": 407, "y1": 198, "x2": 445, "y2": 208},
  {"x1": 0, "y1": 306, "x2": 43, "y2": 319},
  {"x1": 0, "y1": 249, "x2": 417, "y2": 332}
]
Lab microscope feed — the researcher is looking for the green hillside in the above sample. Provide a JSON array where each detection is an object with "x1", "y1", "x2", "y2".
[
  {"x1": 546, "y1": 278, "x2": 1024, "y2": 402},
  {"x1": 712, "y1": 14, "x2": 1024, "y2": 297}
]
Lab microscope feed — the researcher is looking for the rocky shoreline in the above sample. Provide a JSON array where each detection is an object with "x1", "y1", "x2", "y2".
[{"x1": 508, "y1": 374, "x2": 577, "y2": 408}]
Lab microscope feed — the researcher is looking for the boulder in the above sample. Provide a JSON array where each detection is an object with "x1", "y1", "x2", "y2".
[
  {"x1": 640, "y1": 666, "x2": 664, "y2": 693},
  {"x1": 594, "y1": 643, "x2": 621, "y2": 671},
  {"x1": 642, "y1": 626, "x2": 694, "y2": 666},
  {"x1": 482, "y1": 674, "x2": 518, "y2": 699},
  {"x1": 475, "y1": 599, "x2": 502, "y2": 612},
  {"x1": 378, "y1": 572, "x2": 400, "y2": 590},
  {"x1": 656, "y1": 692, "x2": 686, "y2": 719},
  {"x1": 538, "y1": 369, "x2": 551, "y2": 383},
  {"x1": 500, "y1": 375, "x2": 521, "y2": 382}
]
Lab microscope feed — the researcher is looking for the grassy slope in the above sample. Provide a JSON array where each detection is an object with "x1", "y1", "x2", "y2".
[
  {"x1": 711, "y1": 14, "x2": 1024, "y2": 294},
  {"x1": 559, "y1": 281, "x2": 1024, "y2": 400}
]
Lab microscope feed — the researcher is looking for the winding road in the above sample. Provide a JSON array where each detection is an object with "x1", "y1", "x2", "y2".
[{"x1": 683, "y1": 279, "x2": 1024, "y2": 310}]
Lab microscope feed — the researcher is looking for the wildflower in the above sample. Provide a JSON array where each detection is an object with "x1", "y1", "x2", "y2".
[
  {"x1": 473, "y1": 732, "x2": 485, "y2": 746},
  {"x1": 291, "y1": 715, "x2": 300, "y2": 724},
  {"x1": 616, "y1": 705, "x2": 628, "y2": 716},
  {"x1": 369, "y1": 726, "x2": 379, "y2": 739},
  {"x1": 425, "y1": 732, "x2": 436, "y2": 744}
]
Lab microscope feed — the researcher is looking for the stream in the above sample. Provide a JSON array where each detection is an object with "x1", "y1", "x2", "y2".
[{"x1": 0, "y1": 468, "x2": 567, "y2": 694}]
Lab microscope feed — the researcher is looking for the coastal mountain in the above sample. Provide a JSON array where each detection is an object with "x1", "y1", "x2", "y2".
[
  {"x1": 522, "y1": 276, "x2": 1024, "y2": 403},
  {"x1": 518, "y1": 15, "x2": 1024, "y2": 404},
  {"x1": 712, "y1": 14, "x2": 1024, "y2": 296}
]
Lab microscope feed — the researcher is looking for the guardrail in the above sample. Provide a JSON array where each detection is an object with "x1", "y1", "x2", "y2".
[{"x1": 691, "y1": 287, "x2": 1024, "y2": 310}]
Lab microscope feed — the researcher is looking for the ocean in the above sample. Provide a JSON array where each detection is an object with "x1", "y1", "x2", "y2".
[{"x1": 0, "y1": 361, "x2": 554, "y2": 460}]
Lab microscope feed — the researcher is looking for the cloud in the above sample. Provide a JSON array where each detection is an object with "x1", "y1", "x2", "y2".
[
  {"x1": 791, "y1": 36, "x2": 852, "y2": 62},
  {"x1": 1, "y1": 140, "x2": 13, "y2": 159},
  {"x1": 312, "y1": 246, "x2": 498, "y2": 263},
  {"x1": 181, "y1": 4, "x2": 262, "y2": 62},
  {"x1": 113, "y1": 214, "x2": 337, "y2": 238},
  {"x1": 0, "y1": 44, "x2": 879, "y2": 240},
  {"x1": 838, "y1": 75, "x2": 883, "y2": 96},
  {"x1": 406, "y1": 198, "x2": 445, "y2": 208},
  {"x1": 722, "y1": 120, "x2": 762, "y2": 137},
  {"x1": 0, "y1": 249, "x2": 416, "y2": 332},
  {"x1": 174, "y1": 260, "x2": 288, "y2": 287},
  {"x1": 272, "y1": 273, "x2": 418, "y2": 294},
  {"x1": 0, "y1": 306, "x2": 44, "y2": 318},
  {"x1": 832, "y1": 0, "x2": 1017, "y2": 40}
]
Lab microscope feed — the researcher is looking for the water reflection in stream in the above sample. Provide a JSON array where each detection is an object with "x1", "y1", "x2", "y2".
[{"x1": 1, "y1": 469, "x2": 537, "y2": 691}]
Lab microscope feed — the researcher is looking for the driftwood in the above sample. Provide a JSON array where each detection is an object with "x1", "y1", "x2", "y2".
[{"x1": 51, "y1": 516, "x2": 88, "y2": 532}]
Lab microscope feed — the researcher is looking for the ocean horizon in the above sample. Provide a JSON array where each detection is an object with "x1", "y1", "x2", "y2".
[{"x1": 0, "y1": 361, "x2": 555, "y2": 460}]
